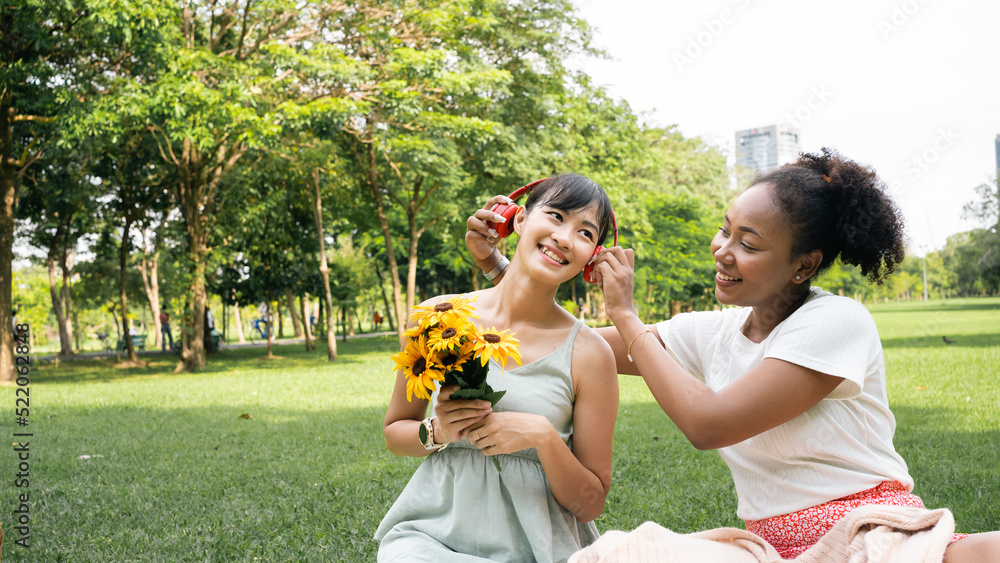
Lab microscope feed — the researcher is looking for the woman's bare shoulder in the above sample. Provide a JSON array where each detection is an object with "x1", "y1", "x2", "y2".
[{"x1": 574, "y1": 324, "x2": 616, "y2": 369}]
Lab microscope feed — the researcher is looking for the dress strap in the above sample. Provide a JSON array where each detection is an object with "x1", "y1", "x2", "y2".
[{"x1": 567, "y1": 319, "x2": 584, "y2": 346}]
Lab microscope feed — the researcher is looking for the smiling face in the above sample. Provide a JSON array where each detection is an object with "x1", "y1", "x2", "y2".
[
  {"x1": 710, "y1": 183, "x2": 808, "y2": 309},
  {"x1": 513, "y1": 202, "x2": 601, "y2": 285}
]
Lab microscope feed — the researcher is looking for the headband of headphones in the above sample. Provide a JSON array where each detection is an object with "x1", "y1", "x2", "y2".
[{"x1": 502, "y1": 178, "x2": 618, "y2": 248}]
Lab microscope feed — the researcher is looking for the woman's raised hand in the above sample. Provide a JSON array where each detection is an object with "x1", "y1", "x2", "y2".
[
  {"x1": 465, "y1": 195, "x2": 514, "y2": 262},
  {"x1": 592, "y1": 247, "x2": 638, "y2": 323}
]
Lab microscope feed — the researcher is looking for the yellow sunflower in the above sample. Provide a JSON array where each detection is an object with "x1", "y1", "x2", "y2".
[
  {"x1": 435, "y1": 340, "x2": 477, "y2": 372},
  {"x1": 411, "y1": 295, "x2": 480, "y2": 331},
  {"x1": 403, "y1": 323, "x2": 425, "y2": 340},
  {"x1": 390, "y1": 336, "x2": 446, "y2": 402},
  {"x1": 425, "y1": 313, "x2": 476, "y2": 349},
  {"x1": 472, "y1": 327, "x2": 522, "y2": 369}
]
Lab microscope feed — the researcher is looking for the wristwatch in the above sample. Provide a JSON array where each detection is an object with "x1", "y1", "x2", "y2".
[{"x1": 418, "y1": 417, "x2": 448, "y2": 451}]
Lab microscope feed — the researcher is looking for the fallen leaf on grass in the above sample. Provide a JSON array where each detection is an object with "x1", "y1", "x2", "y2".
[
  {"x1": 915, "y1": 386, "x2": 927, "y2": 390},
  {"x1": 239, "y1": 413, "x2": 254, "y2": 420}
]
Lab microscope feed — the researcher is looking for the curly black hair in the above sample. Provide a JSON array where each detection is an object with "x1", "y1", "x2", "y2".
[{"x1": 752, "y1": 147, "x2": 906, "y2": 285}]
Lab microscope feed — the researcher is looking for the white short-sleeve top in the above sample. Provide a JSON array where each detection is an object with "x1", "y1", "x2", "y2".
[{"x1": 655, "y1": 287, "x2": 913, "y2": 520}]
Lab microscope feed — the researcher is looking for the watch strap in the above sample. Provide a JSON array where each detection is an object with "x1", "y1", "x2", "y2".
[{"x1": 419, "y1": 416, "x2": 447, "y2": 451}]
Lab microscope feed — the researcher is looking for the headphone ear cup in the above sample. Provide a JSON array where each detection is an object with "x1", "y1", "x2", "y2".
[
  {"x1": 583, "y1": 246, "x2": 604, "y2": 284},
  {"x1": 488, "y1": 203, "x2": 521, "y2": 238}
]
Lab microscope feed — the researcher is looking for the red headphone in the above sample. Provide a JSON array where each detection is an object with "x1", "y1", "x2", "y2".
[{"x1": 486, "y1": 178, "x2": 618, "y2": 284}]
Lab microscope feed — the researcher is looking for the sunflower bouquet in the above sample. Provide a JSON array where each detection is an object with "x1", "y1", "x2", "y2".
[{"x1": 391, "y1": 295, "x2": 521, "y2": 405}]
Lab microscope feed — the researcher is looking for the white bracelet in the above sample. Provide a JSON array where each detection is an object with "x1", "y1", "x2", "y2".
[{"x1": 483, "y1": 255, "x2": 509, "y2": 281}]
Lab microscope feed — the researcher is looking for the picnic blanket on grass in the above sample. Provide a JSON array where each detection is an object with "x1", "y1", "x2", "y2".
[{"x1": 570, "y1": 505, "x2": 955, "y2": 563}]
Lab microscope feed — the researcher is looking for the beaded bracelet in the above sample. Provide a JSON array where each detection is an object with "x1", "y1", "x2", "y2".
[{"x1": 627, "y1": 329, "x2": 654, "y2": 362}]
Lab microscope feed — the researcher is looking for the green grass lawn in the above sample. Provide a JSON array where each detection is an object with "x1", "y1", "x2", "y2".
[{"x1": 1, "y1": 298, "x2": 998, "y2": 562}]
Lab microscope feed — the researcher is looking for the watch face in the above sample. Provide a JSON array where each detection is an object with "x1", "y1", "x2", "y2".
[{"x1": 418, "y1": 421, "x2": 430, "y2": 445}]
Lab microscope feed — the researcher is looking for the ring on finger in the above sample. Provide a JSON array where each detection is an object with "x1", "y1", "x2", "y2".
[{"x1": 475, "y1": 430, "x2": 481, "y2": 440}]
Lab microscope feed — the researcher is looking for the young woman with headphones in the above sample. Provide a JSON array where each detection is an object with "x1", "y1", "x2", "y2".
[
  {"x1": 466, "y1": 150, "x2": 1000, "y2": 561},
  {"x1": 376, "y1": 174, "x2": 620, "y2": 562}
]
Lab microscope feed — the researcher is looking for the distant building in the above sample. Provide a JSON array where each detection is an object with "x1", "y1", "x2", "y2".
[
  {"x1": 735, "y1": 125, "x2": 801, "y2": 174},
  {"x1": 995, "y1": 134, "x2": 999, "y2": 175}
]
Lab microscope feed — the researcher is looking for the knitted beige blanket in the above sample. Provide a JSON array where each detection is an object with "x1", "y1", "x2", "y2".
[{"x1": 570, "y1": 505, "x2": 954, "y2": 563}]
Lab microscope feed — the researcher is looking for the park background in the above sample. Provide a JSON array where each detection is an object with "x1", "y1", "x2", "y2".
[{"x1": 2, "y1": 0, "x2": 999, "y2": 560}]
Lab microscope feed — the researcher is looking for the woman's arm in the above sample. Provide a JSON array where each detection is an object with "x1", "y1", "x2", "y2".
[
  {"x1": 382, "y1": 369, "x2": 438, "y2": 458},
  {"x1": 465, "y1": 194, "x2": 514, "y2": 285},
  {"x1": 594, "y1": 325, "x2": 661, "y2": 376},
  {"x1": 593, "y1": 247, "x2": 842, "y2": 450},
  {"x1": 383, "y1": 297, "x2": 493, "y2": 457},
  {"x1": 383, "y1": 380, "x2": 494, "y2": 457},
  {"x1": 469, "y1": 329, "x2": 619, "y2": 522}
]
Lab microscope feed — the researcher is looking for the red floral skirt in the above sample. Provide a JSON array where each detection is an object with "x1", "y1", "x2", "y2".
[{"x1": 744, "y1": 481, "x2": 969, "y2": 559}]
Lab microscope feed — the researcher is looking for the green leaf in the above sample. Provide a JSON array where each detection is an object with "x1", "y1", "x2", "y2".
[{"x1": 482, "y1": 389, "x2": 506, "y2": 406}]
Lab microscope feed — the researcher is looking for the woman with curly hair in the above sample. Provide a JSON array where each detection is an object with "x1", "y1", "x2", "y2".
[{"x1": 466, "y1": 149, "x2": 1000, "y2": 560}]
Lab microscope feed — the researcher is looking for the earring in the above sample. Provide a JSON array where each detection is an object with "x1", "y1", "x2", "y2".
[{"x1": 795, "y1": 275, "x2": 801, "y2": 280}]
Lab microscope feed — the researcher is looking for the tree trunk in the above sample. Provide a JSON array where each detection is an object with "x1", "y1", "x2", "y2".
[
  {"x1": 264, "y1": 291, "x2": 274, "y2": 359},
  {"x1": 139, "y1": 231, "x2": 162, "y2": 350},
  {"x1": 373, "y1": 263, "x2": 395, "y2": 332},
  {"x1": 311, "y1": 169, "x2": 337, "y2": 361},
  {"x1": 340, "y1": 307, "x2": 347, "y2": 341},
  {"x1": 316, "y1": 297, "x2": 324, "y2": 338},
  {"x1": 669, "y1": 300, "x2": 682, "y2": 318},
  {"x1": 405, "y1": 219, "x2": 420, "y2": 323},
  {"x1": 162, "y1": 121, "x2": 246, "y2": 370},
  {"x1": 276, "y1": 303, "x2": 284, "y2": 339},
  {"x1": 264, "y1": 296, "x2": 274, "y2": 358},
  {"x1": 176, "y1": 210, "x2": 207, "y2": 372},
  {"x1": 299, "y1": 294, "x2": 314, "y2": 351},
  {"x1": 233, "y1": 302, "x2": 247, "y2": 343},
  {"x1": 47, "y1": 256, "x2": 74, "y2": 356},
  {"x1": 120, "y1": 215, "x2": 139, "y2": 363},
  {"x1": 109, "y1": 306, "x2": 120, "y2": 341},
  {"x1": 177, "y1": 250, "x2": 207, "y2": 371},
  {"x1": 60, "y1": 244, "x2": 75, "y2": 351},
  {"x1": 72, "y1": 308, "x2": 82, "y2": 351},
  {"x1": 364, "y1": 143, "x2": 406, "y2": 340},
  {"x1": 286, "y1": 288, "x2": 303, "y2": 337},
  {"x1": 173, "y1": 136, "x2": 223, "y2": 373},
  {"x1": 0, "y1": 103, "x2": 14, "y2": 383}
]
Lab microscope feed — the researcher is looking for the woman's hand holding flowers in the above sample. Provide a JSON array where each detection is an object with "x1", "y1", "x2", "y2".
[{"x1": 434, "y1": 385, "x2": 493, "y2": 444}]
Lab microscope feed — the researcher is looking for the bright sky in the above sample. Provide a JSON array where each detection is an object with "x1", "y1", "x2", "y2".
[{"x1": 570, "y1": 0, "x2": 1000, "y2": 255}]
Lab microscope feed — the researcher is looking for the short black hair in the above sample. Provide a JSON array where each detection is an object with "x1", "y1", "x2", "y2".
[{"x1": 523, "y1": 174, "x2": 615, "y2": 247}]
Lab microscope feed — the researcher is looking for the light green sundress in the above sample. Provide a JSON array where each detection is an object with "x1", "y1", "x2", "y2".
[{"x1": 374, "y1": 320, "x2": 598, "y2": 562}]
